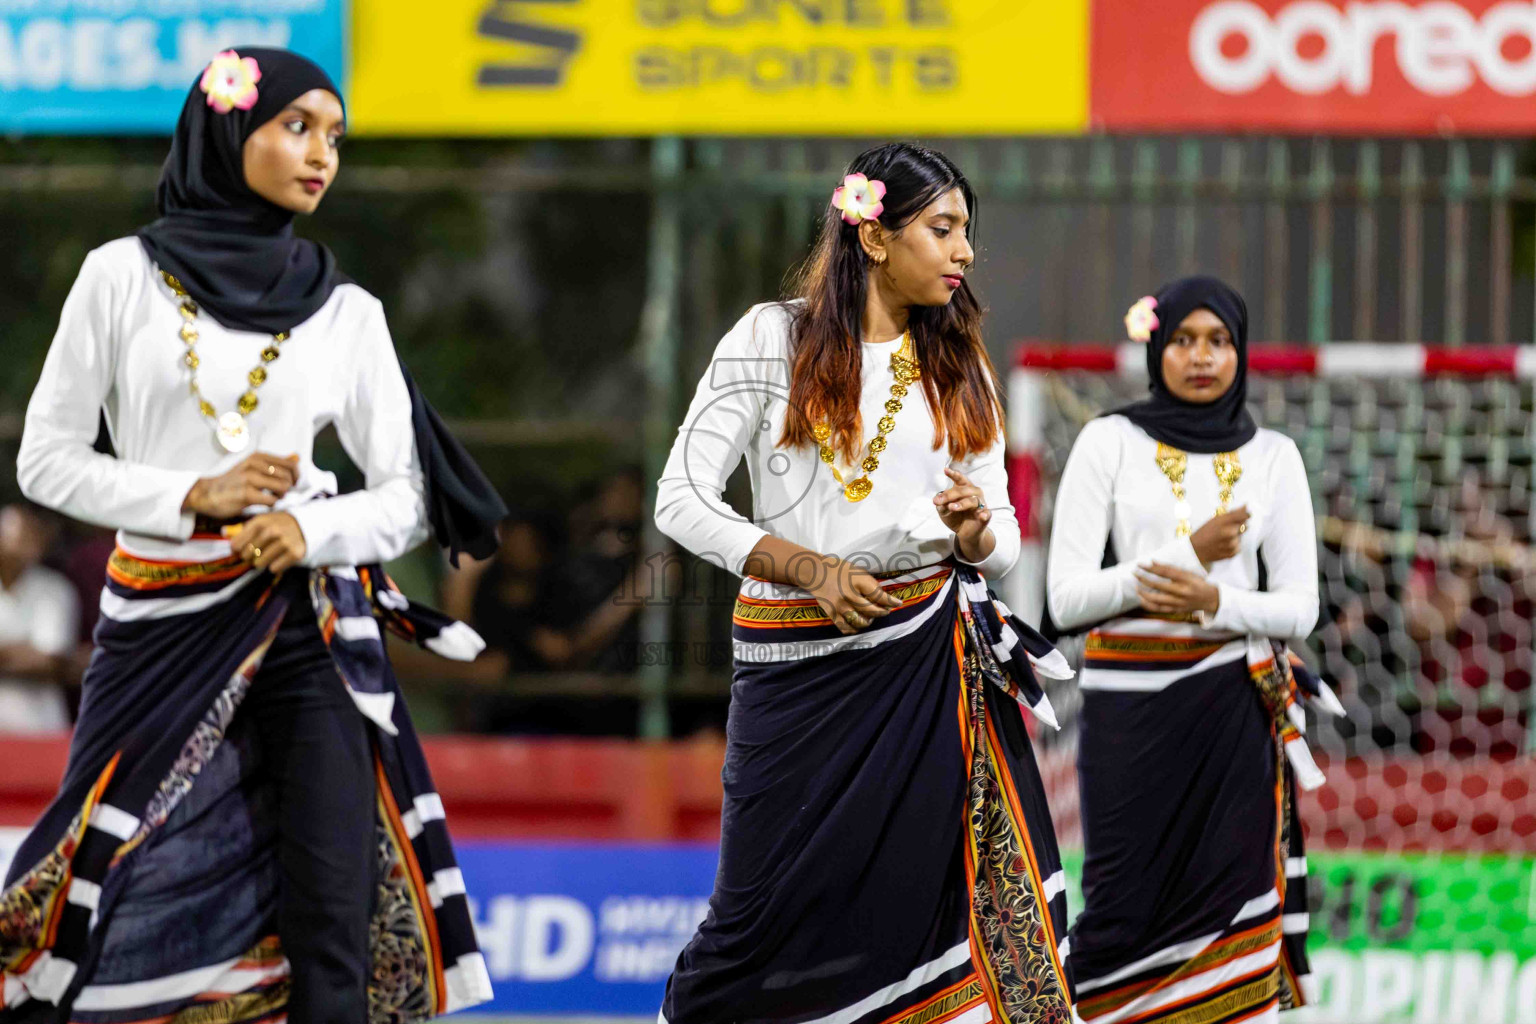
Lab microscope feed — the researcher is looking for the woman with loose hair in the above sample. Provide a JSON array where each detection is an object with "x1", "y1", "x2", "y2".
[
  {"x1": 2, "y1": 47, "x2": 500, "y2": 1024},
  {"x1": 654, "y1": 142, "x2": 1075, "y2": 1024}
]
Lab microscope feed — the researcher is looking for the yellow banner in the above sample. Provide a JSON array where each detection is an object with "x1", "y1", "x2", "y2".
[{"x1": 350, "y1": 0, "x2": 1087, "y2": 135}]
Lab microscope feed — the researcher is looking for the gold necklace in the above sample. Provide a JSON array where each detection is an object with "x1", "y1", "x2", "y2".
[
  {"x1": 162, "y1": 271, "x2": 288, "y2": 454},
  {"x1": 1154, "y1": 442, "x2": 1242, "y2": 537},
  {"x1": 813, "y1": 333, "x2": 920, "y2": 502}
]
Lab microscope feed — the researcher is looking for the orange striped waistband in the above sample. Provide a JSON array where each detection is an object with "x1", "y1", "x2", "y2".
[
  {"x1": 733, "y1": 565, "x2": 952, "y2": 631},
  {"x1": 1082, "y1": 632, "x2": 1232, "y2": 663},
  {"x1": 106, "y1": 547, "x2": 250, "y2": 593}
]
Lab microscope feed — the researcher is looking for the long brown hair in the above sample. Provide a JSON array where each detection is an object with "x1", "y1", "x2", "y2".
[{"x1": 777, "y1": 143, "x2": 1002, "y2": 465}]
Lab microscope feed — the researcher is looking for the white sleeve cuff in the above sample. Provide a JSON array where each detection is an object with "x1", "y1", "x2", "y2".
[
  {"x1": 155, "y1": 469, "x2": 203, "y2": 541},
  {"x1": 287, "y1": 500, "x2": 342, "y2": 567},
  {"x1": 1120, "y1": 535, "x2": 1207, "y2": 603},
  {"x1": 953, "y1": 538, "x2": 1017, "y2": 579},
  {"x1": 725, "y1": 527, "x2": 773, "y2": 578},
  {"x1": 1158, "y1": 535, "x2": 1209, "y2": 576},
  {"x1": 1205, "y1": 581, "x2": 1244, "y2": 632}
]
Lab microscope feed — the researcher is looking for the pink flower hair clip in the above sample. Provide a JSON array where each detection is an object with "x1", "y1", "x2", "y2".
[
  {"x1": 831, "y1": 173, "x2": 886, "y2": 226},
  {"x1": 1124, "y1": 295, "x2": 1159, "y2": 343},
  {"x1": 200, "y1": 50, "x2": 262, "y2": 114}
]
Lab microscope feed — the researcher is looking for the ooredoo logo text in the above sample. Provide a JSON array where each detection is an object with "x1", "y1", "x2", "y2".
[{"x1": 1190, "y1": 0, "x2": 1536, "y2": 96}]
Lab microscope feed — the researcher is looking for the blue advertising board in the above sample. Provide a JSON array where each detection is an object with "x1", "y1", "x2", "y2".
[
  {"x1": 456, "y1": 841, "x2": 719, "y2": 1017},
  {"x1": 0, "y1": 1, "x2": 346, "y2": 134}
]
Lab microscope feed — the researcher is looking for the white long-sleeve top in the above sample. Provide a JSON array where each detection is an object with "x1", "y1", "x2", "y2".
[
  {"x1": 654, "y1": 302, "x2": 1020, "y2": 579},
  {"x1": 18, "y1": 238, "x2": 429, "y2": 610},
  {"x1": 1047, "y1": 414, "x2": 1318, "y2": 643}
]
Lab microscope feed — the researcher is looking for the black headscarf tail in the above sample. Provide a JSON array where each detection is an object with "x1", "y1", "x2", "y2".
[
  {"x1": 136, "y1": 47, "x2": 506, "y2": 565},
  {"x1": 1107, "y1": 275, "x2": 1258, "y2": 453},
  {"x1": 398, "y1": 361, "x2": 508, "y2": 567}
]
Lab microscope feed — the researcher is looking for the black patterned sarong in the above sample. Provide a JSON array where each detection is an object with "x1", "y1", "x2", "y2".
[
  {"x1": 1, "y1": 551, "x2": 492, "y2": 1024},
  {"x1": 1070, "y1": 625, "x2": 1334, "y2": 1024},
  {"x1": 661, "y1": 561, "x2": 1075, "y2": 1024}
]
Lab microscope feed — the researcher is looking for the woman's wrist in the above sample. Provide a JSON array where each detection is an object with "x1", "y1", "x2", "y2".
[
  {"x1": 955, "y1": 527, "x2": 993, "y2": 564},
  {"x1": 742, "y1": 536, "x2": 835, "y2": 590},
  {"x1": 1201, "y1": 582, "x2": 1221, "y2": 615},
  {"x1": 181, "y1": 478, "x2": 207, "y2": 514},
  {"x1": 809, "y1": 557, "x2": 854, "y2": 599}
]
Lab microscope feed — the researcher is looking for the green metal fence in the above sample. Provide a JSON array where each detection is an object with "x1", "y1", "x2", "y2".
[
  {"x1": 6, "y1": 135, "x2": 1536, "y2": 737},
  {"x1": 630, "y1": 135, "x2": 1536, "y2": 736}
]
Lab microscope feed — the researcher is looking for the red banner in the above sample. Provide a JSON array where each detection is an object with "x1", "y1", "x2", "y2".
[{"x1": 1092, "y1": 0, "x2": 1536, "y2": 133}]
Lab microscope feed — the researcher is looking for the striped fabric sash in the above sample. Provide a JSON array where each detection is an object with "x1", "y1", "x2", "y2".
[
  {"x1": 953, "y1": 569, "x2": 1073, "y2": 729},
  {"x1": 1246, "y1": 640, "x2": 1341, "y2": 1015},
  {"x1": 1245, "y1": 639, "x2": 1342, "y2": 794},
  {"x1": 952, "y1": 565, "x2": 1075, "y2": 1019}
]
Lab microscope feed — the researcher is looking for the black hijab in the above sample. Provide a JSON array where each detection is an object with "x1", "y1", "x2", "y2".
[
  {"x1": 138, "y1": 47, "x2": 506, "y2": 565},
  {"x1": 138, "y1": 47, "x2": 343, "y2": 335},
  {"x1": 1108, "y1": 275, "x2": 1258, "y2": 453}
]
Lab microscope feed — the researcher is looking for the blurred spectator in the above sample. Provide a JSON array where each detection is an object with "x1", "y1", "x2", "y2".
[
  {"x1": 546, "y1": 467, "x2": 649, "y2": 673},
  {"x1": 446, "y1": 469, "x2": 652, "y2": 676},
  {"x1": 60, "y1": 524, "x2": 116, "y2": 682},
  {"x1": 430, "y1": 469, "x2": 661, "y2": 736},
  {"x1": 442, "y1": 511, "x2": 565, "y2": 676},
  {"x1": 0, "y1": 501, "x2": 80, "y2": 733}
]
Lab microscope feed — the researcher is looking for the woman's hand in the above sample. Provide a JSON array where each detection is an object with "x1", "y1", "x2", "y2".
[
  {"x1": 809, "y1": 558, "x2": 902, "y2": 636},
  {"x1": 1189, "y1": 506, "x2": 1250, "y2": 568},
  {"x1": 182, "y1": 452, "x2": 301, "y2": 519},
  {"x1": 934, "y1": 467, "x2": 993, "y2": 563},
  {"x1": 739, "y1": 539, "x2": 900, "y2": 634},
  {"x1": 227, "y1": 512, "x2": 308, "y2": 575},
  {"x1": 1136, "y1": 561, "x2": 1220, "y2": 618}
]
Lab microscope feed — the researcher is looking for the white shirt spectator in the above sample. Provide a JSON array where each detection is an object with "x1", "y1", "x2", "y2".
[{"x1": 0, "y1": 565, "x2": 79, "y2": 733}]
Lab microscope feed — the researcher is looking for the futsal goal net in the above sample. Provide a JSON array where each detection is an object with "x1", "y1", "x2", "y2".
[{"x1": 1005, "y1": 343, "x2": 1536, "y2": 858}]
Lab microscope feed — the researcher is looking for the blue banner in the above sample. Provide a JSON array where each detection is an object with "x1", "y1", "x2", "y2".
[
  {"x1": 0, "y1": 1, "x2": 346, "y2": 134},
  {"x1": 457, "y1": 841, "x2": 718, "y2": 1017}
]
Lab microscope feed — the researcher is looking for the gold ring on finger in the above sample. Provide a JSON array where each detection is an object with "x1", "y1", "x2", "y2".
[
  {"x1": 267, "y1": 465, "x2": 277, "y2": 476},
  {"x1": 249, "y1": 546, "x2": 262, "y2": 560},
  {"x1": 1239, "y1": 523, "x2": 1248, "y2": 533}
]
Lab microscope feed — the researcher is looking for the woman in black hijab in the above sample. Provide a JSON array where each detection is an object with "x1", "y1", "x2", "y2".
[
  {"x1": 3, "y1": 48, "x2": 499, "y2": 1024},
  {"x1": 1111, "y1": 275, "x2": 1258, "y2": 454},
  {"x1": 135, "y1": 46, "x2": 505, "y2": 563},
  {"x1": 1045, "y1": 277, "x2": 1335, "y2": 1024}
]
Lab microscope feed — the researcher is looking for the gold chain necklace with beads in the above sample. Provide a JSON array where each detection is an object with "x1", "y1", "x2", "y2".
[
  {"x1": 1154, "y1": 442, "x2": 1242, "y2": 537},
  {"x1": 813, "y1": 332, "x2": 921, "y2": 502},
  {"x1": 161, "y1": 271, "x2": 289, "y2": 455}
]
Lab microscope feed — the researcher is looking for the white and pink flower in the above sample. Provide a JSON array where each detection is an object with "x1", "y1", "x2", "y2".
[
  {"x1": 200, "y1": 50, "x2": 262, "y2": 114},
  {"x1": 1124, "y1": 295, "x2": 1160, "y2": 343},
  {"x1": 831, "y1": 173, "x2": 886, "y2": 226}
]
